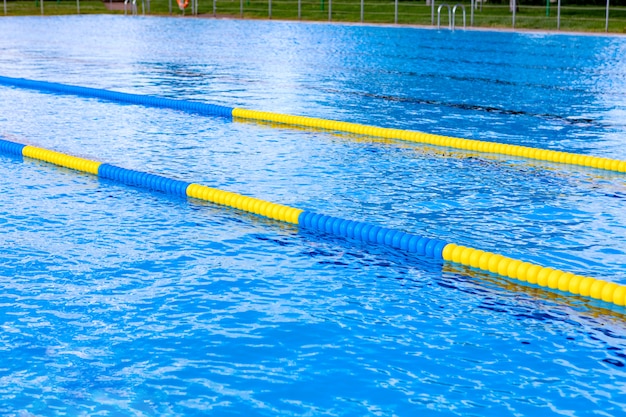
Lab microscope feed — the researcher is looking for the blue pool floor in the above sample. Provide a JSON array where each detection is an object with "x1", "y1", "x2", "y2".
[{"x1": 0, "y1": 15, "x2": 625, "y2": 416}]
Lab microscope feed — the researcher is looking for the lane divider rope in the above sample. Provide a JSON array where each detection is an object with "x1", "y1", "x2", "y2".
[
  {"x1": 1, "y1": 137, "x2": 624, "y2": 308},
  {"x1": 0, "y1": 75, "x2": 233, "y2": 118},
  {"x1": 1, "y1": 75, "x2": 625, "y2": 174},
  {"x1": 231, "y1": 109, "x2": 626, "y2": 174}
]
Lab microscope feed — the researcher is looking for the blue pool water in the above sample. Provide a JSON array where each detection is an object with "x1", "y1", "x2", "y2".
[{"x1": 0, "y1": 15, "x2": 625, "y2": 416}]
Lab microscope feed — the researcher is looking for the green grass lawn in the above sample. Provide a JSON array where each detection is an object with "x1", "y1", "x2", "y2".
[
  {"x1": 2, "y1": 0, "x2": 625, "y2": 33},
  {"x1": 2, "y1": 0, "x2": 111, "y2": 15}
]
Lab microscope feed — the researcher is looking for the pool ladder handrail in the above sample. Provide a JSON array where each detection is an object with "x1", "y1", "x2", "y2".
[
  {"x1": 434, "y1": 0, "x2": 474, "y2": 28},
  {"x1": 452, "y1": 4, "x2": 466, "y2": 29},
  {"x1": 437, "y1": 2, "x2": 466, "y2": 30},
  {"x1": 437, "y1": 3, "x2": 451, "y2": 29},
  {"x1": 124, "y1": 0, "x2": 147, "y2": 15}
]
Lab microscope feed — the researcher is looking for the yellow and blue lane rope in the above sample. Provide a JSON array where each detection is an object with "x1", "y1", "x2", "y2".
[
  {"x1": 1, "y1": 138, "x2": 624, "y2": 309},
  {"x1": 1, "y1": 75, "x2": 625, "y2": 174}
]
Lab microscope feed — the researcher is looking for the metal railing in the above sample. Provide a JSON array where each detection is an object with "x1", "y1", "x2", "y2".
[
  {"x1": 2, "y1": 0, "x2": 625, "y2": 33},
  {"x1": 437, "y1": 3, "x2": 451, "y2": 28},
  {"x1": 191, "y1": 0, "x2": 625, "y2": 33},
  {"x1": 436, "y1": 2, "x2": 466, "y2": 30},
  {"x1": 452, "y1": 3, "x2": 465, "y2": 29}
]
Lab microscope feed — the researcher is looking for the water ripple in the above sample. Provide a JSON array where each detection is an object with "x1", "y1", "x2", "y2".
[{"x1": 0, "y1": 16, "x2": 625, "y2": 417}]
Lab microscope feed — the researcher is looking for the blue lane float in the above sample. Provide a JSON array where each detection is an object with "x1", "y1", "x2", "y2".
[
  {"x1": 0, "y1": 138, "x2": 26, "y2": 156},
  {"x1": 98, "y1": 164, "x2": 191, "y2": 197},
  {"x1": 0, "y1": 75, "x2": 234, "y2": 118},
  {"x1": 298, "y1": 211, "x2": 447, "y2": 259}
]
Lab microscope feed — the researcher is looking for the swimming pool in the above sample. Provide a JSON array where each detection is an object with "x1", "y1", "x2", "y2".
[{"x1": 0, "y1": 15, "x2": 625, "y2": 416}]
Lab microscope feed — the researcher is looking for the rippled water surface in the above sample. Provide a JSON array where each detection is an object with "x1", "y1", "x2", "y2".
[{"x1": 0, "y1": 16, "x2": 625, "y2": 416}]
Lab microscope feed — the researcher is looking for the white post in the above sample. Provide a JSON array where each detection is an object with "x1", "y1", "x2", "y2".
[
  {"x1": 511, "y1": 0, "x2": 516, "y2": 28},
  {"x1": 269, "y1": 0, "x2": 271, "y2": 19},
  {"x1": 328, "y1": 0, "x2": 331, "y2": 21},
  {"x1": 605, "y1": 0, "x2": 610, "y2": 32},
  {"x1": 557, "y1": 0, "x2": 561, "y2": 29},
  {"x1": 298, "y1": 0, "x2": 301, "y2": 19},
  {"x1": 40, "y1": 0, "x2": 44, "y2": 15},
  {"x1": 394, "y1": 0, "x2": 398, "y2": 23},
  {"x1": 76, "y1": 0, "x2": 80, "y2": 14},
  {"x1": 360, "y1": 0, "x2": 363, "y2": 22},
  {"x1": 426, "y1": 0, "x2": 435, "y2": 25},
  {"x1": 4, "y1": 0, "x2": 7, "y2": 15}
]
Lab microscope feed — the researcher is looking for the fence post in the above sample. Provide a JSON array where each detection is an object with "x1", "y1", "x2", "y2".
[
  {"x1": 605, "y1": 0, "x2": 610, "y2": 32},
  {"x1": 431, "y1": 0, "x2": 435, "y2": 25},
  {"x1": 395, "y1": 0, "x2": 398, "y2": 23},
  {"x1": 329, "y1": 0, "x2": 331, "y2": 20},
  {"x1": 241, "y1": 0, "x2": 243, "y2": 17},
  {"x1": 360, "y1": 0, "x2": 364, "y2": 22},
  {"x1": 298, "y1": 0, "x2": 301, "y2": 19},
  {"x1": 512, "y1": 0, "x2": 516, "y2": 28},
  {"x1": 557, "y1": 0, "x2": 561, "y2": 29}
]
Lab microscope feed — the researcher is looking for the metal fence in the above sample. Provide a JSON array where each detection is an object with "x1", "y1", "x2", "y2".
[
  {"x1": 3, "y1": 0, "x2": 626, "y2": 33},
  {"x1": 188, "y1": 0, "x2": 625, "y2": 32},
  {"x1": 168, "y1": 0, "x2": 626, "y2": 32}
]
